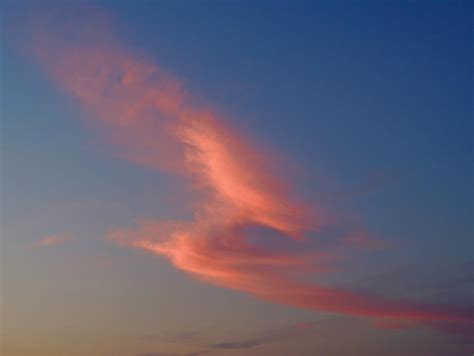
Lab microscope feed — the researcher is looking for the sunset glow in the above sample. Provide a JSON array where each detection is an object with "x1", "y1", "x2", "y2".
[{"x1": 2, "y1": 2, "x2": 473, "y2": 355}]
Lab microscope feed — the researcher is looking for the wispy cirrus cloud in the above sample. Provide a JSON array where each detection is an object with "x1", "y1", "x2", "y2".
[{"x1": 21, "y1": 5, "x2": 473, "y2": 335}]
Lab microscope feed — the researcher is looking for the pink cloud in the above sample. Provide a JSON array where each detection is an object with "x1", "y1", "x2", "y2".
[{"x1": 24, "y1": 7, "x2": 474, "y2": 335}]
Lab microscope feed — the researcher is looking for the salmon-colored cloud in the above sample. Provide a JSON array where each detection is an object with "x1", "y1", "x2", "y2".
[{"x1": 24, "y1": 7, "x2": 473, "y2": 334}]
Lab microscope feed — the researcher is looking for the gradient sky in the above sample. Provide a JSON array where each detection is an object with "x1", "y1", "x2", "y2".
[{"x1": 1, "y1": 1, "x2": 473, "y2": 355}]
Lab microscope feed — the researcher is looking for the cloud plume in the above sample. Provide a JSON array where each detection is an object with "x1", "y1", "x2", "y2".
[{"x1": 24, "y1": 6, "x2": 473, "y2": 335}]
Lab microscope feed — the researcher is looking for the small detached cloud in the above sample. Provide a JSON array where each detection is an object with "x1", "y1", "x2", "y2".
[
  {"x1": 138, "y1": 351, "x2": 209, "y2": 356},
  {"x1": 142, "y1": 330, "x2": 203, "y2": 344},
  {"x1": 208, "y1": 338, "x2": 265, "y2": 350},
  {"x1": 206, "y1": 320, "x2": 323, "y2": 351},
  {"x1": 35, "y1": 233, "x2": 73, "y2": 247}
]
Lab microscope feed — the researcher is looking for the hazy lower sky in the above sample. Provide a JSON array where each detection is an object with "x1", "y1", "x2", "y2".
[{"x1": 1, "y1": 1, "x2": 473, "y2": 355}]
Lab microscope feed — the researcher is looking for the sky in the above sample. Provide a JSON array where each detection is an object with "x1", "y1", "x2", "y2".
[{"x1": 1, "y1": 1, "x2": 473, "y2": 355}]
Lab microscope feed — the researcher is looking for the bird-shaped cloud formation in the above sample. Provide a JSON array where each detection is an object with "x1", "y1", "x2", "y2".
[{"x1": 23, "y1": 6, "x2": 473, "y2": 336}]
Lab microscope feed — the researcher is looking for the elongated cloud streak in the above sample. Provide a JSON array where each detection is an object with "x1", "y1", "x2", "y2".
[{"x1": 25, "y1": 8, "x2": 473, "y2": 334}]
